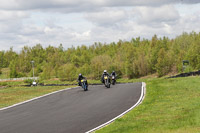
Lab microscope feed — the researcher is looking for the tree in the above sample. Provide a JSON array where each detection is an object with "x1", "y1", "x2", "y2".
[
  {"x1": 2, "y1": 31, "x2": 200, "y2": 80},
  {"x1": 40, "y1": 63, "x2": 53, "y2": 80},
  {"x1": 0, "y1": 51, "x2": 5, "y2": 68},
  {"x1": 4, "y1": 47, "x2": 17, "y2": 67},
  {"x1": 91, "y1": 55, "x2": 112, "y2": 79},
  {"x1": 9, "y1": 60, "x2": 18, "y2": 78},
  {"x1": 0, "y1": 67, "x2": 2, "y2": 75},
  {"x1": 155, "y1": 48, "x2": 171, "y2": 77},
  {"x1": 58, "y1": 63, "x2": 77, "y2": 81},
  {"x1": 133, "y1": 52, "x2": 149, "y2": 77}
]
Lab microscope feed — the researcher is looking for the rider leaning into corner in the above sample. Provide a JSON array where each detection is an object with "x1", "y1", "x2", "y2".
[
  {"x1": 101, "y1": 70, "x2": 111, "y2": 84},
  {"x1": 77, "y1": 73, "x2": 88, "y2": 86}
]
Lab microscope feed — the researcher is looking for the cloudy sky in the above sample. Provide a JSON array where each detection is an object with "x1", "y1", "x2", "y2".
[{"x1": 0, "y1": 0, "x2": 200, "y2": 51}]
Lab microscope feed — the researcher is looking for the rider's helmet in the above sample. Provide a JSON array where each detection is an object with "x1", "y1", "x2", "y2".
[
  {"x1": 104, "y1": 70, "x2": 107, "y2": 73},
  {"x1": 112, "y1": 71, "x2": 115, "y2": 73},
  {"x1": 79, "y1": 73, "x2": 82, "y2": 77}
]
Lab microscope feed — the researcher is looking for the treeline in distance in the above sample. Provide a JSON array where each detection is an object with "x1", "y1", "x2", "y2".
[{"x1": 0, "y1": 32, "x2": 200, "y2": 81}]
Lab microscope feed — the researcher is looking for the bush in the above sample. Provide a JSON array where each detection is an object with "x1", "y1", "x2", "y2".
[
  {"x1": 24, "y1": 79, "x2": 39, "y2": 85},
  {"x1": 58, "y1": 63, "x2": 77, "y2": 81},
  {"x1": 183, "y1": 66, "x2": 193, "y2": 73},
  {"x1": 0, "y1": 68, "x2": 2, "y2": 75},
  {"x1": 24, "y1": 79, "x2": 33, "y2": 85},
  {"x1": 0, "y1": 82, "x2": 7, "y2": 86},
  {"x1": 17, "y1": 72, "x2": 26, "y2": 78}
]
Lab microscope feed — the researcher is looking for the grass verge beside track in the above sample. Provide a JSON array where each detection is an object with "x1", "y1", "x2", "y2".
[
  {"x1": 96, "y1": 76, "x2": 200, "y2": 133},
  {"x1": 0, "y1": 86, "x2": 75, "y2": 108}
]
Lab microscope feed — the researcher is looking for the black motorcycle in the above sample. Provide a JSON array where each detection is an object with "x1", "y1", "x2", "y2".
[
  {"x1": 81, "y1": 79, "x2": 88, "y2": 91},
  {"x1": 111, "y1": 75, "x2": 116, "y2": 85}
]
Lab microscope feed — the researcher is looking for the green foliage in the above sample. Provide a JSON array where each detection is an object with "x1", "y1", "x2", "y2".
[
  {"x1": 0, "y1": 68, "x2": 2, "y2": 75},
  {"x1": 0, "y1": 68, "x2": 10, "y2": 79},
  {"x1": 183, "y1": 66, "x2": 193, "y2": 73},
  {"x1": 9, "y1": 60, "x2": 18, "y2": 78},
  {"x1": 24, "y1": 79, "x2": 39, "y2": 85},
  {"x1": 24, "y1": 79, "x2": 34, "y2": 85},
  {"x1": 58, "y1": 63, "x2": 77, "y2": 81},
  {"x1": 0, "y1": 82, "x2": 7, "y2": 86},
  {"x1": 155, "y1": 48, "x2": 171, "y2": 77},
  {"x1": 91, "y1": 55, "x2": 112, "y2": 79},
  {"x1": 40, "y1": 63, "x2": 53, "y2": 80},
  {"x1": 1, "y1": 31, "x2": 200, "y2": 79}
]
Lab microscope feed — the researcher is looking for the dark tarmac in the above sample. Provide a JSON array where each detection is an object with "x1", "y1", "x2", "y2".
[{"x1": 0, "y1": 83, "x2": 142, "y2": 133}]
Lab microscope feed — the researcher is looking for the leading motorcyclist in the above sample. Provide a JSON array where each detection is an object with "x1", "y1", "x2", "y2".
[
  {"x1": 77, "y1": 73, "x2": 88, "y2": 86},
  {"x1": 101, "y1": 70, "x2": 111, "y2": 84}
]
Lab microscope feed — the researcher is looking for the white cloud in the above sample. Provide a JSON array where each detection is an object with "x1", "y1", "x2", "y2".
[
  {"x1": 0, "y1": 10, "x2": 28, "y2": 21},
  {"x1": 134, "y1": 5, "x2": 180, "y2": 24},
  {"x1": 0, "y1": 0, "x2": 200, "y2": 51},
  {"x1": 84, "y1": 5, "x2": 180, "y2": 40},
  {"x1": 85, "y1": 8, "x2": 127, "y2": 27},
  {"x1": 0, "y1": 0, "x2": 199, "y2": 11}
]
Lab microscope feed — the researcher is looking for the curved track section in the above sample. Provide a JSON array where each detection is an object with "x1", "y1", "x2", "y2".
[{"x1": 0, "y1": 83, "x2": 143, "y2": 133}]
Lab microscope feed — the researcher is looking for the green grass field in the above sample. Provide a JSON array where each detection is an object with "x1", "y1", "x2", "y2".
[{"x1": 96, "y1": 76, "x2": 200, "y2": 133}]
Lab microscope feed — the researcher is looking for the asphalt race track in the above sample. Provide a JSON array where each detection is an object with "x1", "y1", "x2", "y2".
[{"x1": 0, "y1": 83, "x2": 143, "y2": 133}]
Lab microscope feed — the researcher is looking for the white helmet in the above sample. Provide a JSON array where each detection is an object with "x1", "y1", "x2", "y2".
[{"x1": 104, "y1": 70, "x2": 107, "y2": 73}]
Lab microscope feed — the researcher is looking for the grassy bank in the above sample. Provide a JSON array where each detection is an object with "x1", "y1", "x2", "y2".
[
  {"x1": 0, "y1": 86, "x2": 75, "y2": 108},
  {"x1": 96, "y1": 76, "x2": 200, "y2": 133}
]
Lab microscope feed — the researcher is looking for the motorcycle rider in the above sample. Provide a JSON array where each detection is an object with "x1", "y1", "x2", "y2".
[
  {"x1": 111, "y1": 71, "x2": 117, "y2": 85},
  {"x1": 101, "y1": 70, "x2": 110, "y2": 84},
  {"x1": 111, "y1": 71, "x2": 117, "y2": 78},
  {"x1": 77, "y1": 73, "x2": 88, "y2": 86}
]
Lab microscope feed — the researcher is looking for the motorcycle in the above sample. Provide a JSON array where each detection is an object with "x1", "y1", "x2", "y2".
[
  {"x1": 104, "y1": 75, "x2": 110, "y2": 88},
  {"x1": 81, "y1": 79, "x2": 88, "y2": 91},
  {"x1": 111, "y1": 75, "x2": 116, "y2": 85}
]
